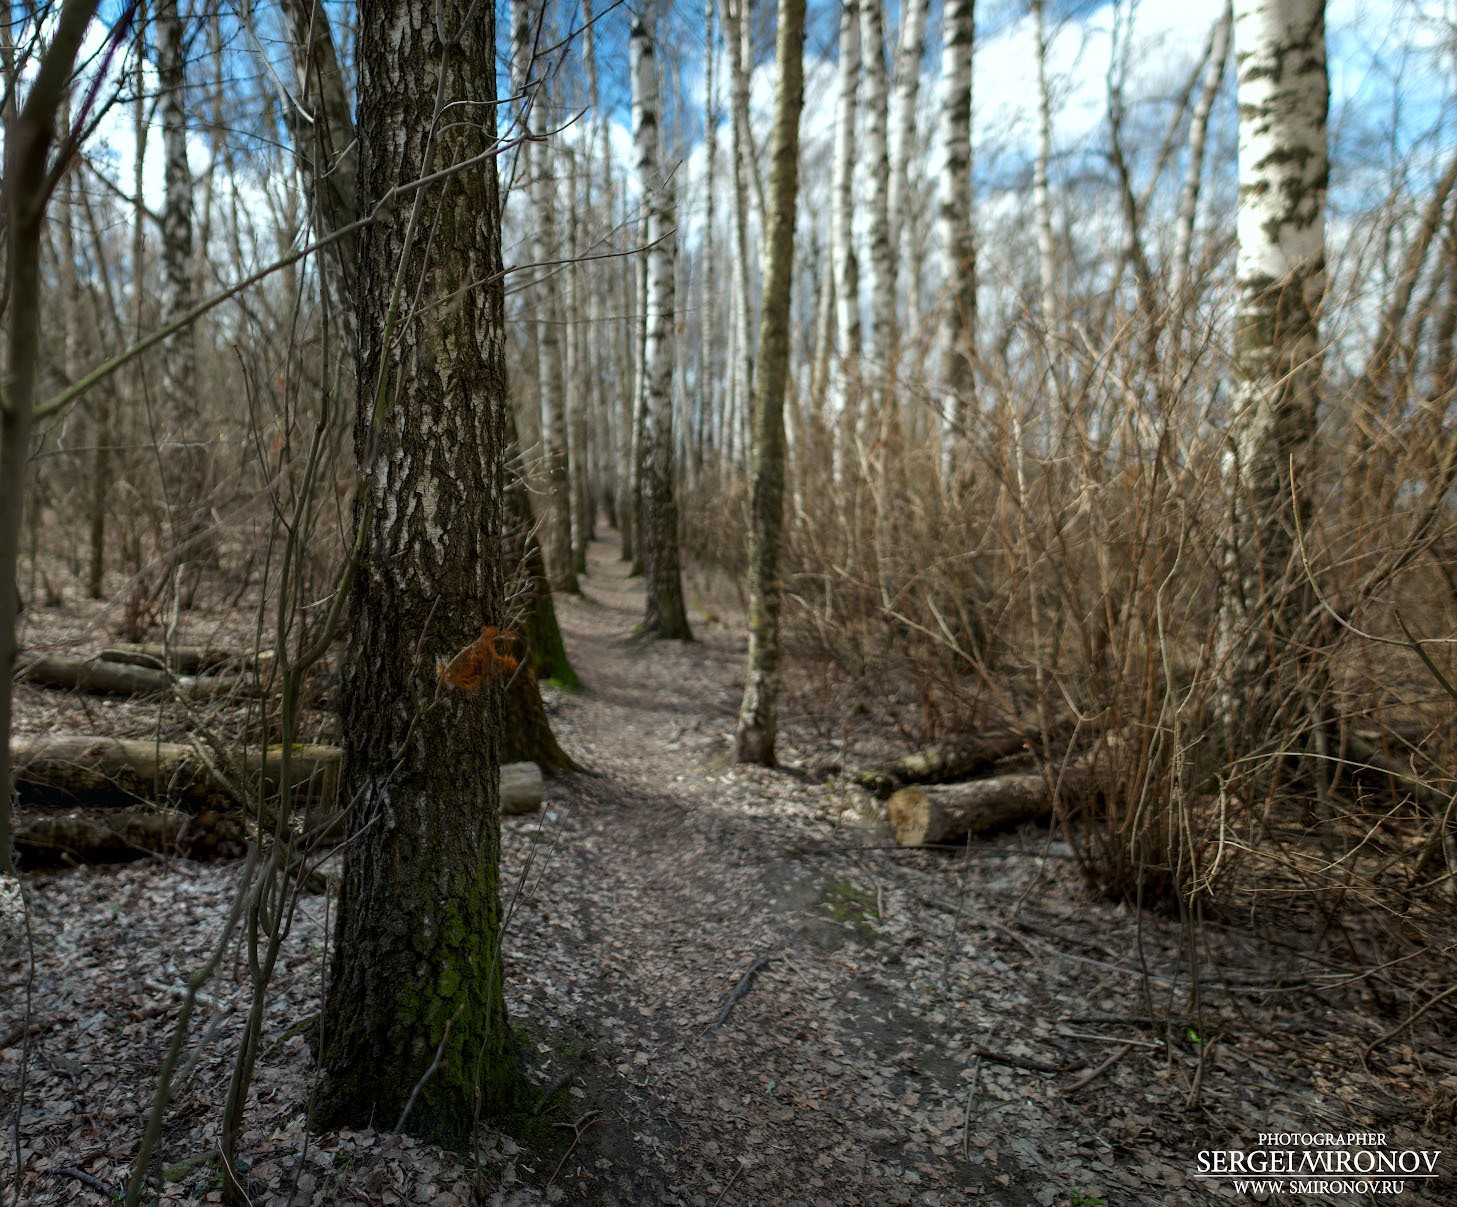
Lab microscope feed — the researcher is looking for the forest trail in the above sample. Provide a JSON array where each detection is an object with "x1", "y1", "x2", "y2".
[
  {"x1": 507, "y1": 532, "x2": 1050, "y2": 1203},
  {"x1": 491, "y1": 534, "x2": 1304, "y2": 1207}
]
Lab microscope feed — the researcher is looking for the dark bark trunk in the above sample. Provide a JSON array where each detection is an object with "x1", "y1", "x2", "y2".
[{"x1": 317, "y1": 0, "x2": 522, "y2": 1143}]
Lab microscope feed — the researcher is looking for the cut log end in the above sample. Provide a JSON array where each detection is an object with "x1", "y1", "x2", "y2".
[{"x1": 886, "y1": 771, "x2": 1073, "y2": 847}]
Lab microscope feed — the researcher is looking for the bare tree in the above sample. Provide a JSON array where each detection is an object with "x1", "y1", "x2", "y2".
[
  {"x1": 736, "y1": 0, "x2": 806, "y2": 765},
  {"x1": 723, "y1": 0, "x2": 757, "y2": 469},
  {"x1": 155, "y1": 0, "x2": 208, "y2": 573},
  {"x1": 1217, "y1": 0, "x2": 1328, "y2": 759},
  {"x1": 317, "y1": 0, "x2": 520, "y2": 1138},
  {"x1": 888, "y1": 0, "x2": 928, "y2": 326},
  {"x1": 1031, "y1": 0, "x2": 1060, "y2": 347},
  {"x1": 1, "y1": 0, "x2": 108, "y2": 872},
  {"x1": 858, "y1": 0, "x2": 895, "y2": 414},
  {"x1": 935, "y1": 0, "x2": 977, "y2": 479},
  {"x1": 829, "y1": 0, "x2": 861, "y2": 449},
  {"x1": 631, "y1": 10, "x2": 693, "y2": 640},
  {"x1": 1171, "y1": 1, "x2": 1233, "y2": 301},
  {"x1": 512, "y1": 0, "x2": 578, "y2": 593}
]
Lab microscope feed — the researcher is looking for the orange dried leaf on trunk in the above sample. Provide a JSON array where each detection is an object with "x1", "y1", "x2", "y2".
[{"x1": 436, "y1": 626, "x2": 520, "y2": 692}]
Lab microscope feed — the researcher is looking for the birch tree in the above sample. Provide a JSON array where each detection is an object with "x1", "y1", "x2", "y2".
[
  {"x1": 511, "y1": 0, "x2": 577, "y2": 593},
  {"x1": 1217, "y1": 0, "x2": 1328, "y2": 754},
  {"x1": 156, "y1": 0, "x2": 207, "y2": 562},
  {"x1": 700, "y1": 0, "x2": 721, "y2": 468},
  {"x1": 888, "y1": 0, "x2": 928, "y2": 326},
  {"x1": 631, "y1": 12, "x2": 692, "y2": 639},
  {"x1": 736, "y1": 0, "x2": 806, "y2": 765},
  {"x1": 1030, "y1": 0, "x2": 1060, "y2": 357},
  {"x1": 829, "y1": 0, "x2": 861, "y2": 444},
  {"x1": 935, "y1": 0, "x2": 976, "y2": 479},
  {"x1": 1171, "y1": 1, "x2": 1233, "y2": 301},
  {"x1": 317, "y1": 0, "x2": 520, "y2": 1138},
  {"x1": 858, "y1": 0, "x2": 895, "y2": 408},
  {"x1": 723, "y1": 0, "x2": 756, "y2": 468}
]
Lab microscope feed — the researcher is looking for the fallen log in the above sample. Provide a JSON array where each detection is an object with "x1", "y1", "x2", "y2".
[
  {"x1": 11, "y1": 735, "x2": 544, "y2": 818},
  {"x1": 12, "y1": 735, "x2": 338, "y2": 812},
  {"x1": 97, "y1": 643, "x2": 256, "y2": 675},
  {"x1": 15, "y1": 652, "x2": 259, "y2": 700},
  {"x1": 13, "y1": 808, "x2": 248, "y2": 864},
  {"x1": 857, "y1": 712, "x2": 1079, "y2": 797},
  {"x1": 886, "y1": 764, "x2": 1092, "y2": 847}
]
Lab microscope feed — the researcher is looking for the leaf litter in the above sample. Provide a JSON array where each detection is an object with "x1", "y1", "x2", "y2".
[{"x1": 2, "y1": 536, "x2": 1454, "y2": 1205}]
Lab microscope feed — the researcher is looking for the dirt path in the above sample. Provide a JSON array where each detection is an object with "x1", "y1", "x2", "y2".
[
  {"x1": 495, "y1": 536, "x2": 1455, "y2": 1205},
  {"x1": 3, "y1": 532, "x2": 1452, "y2": 1206}
]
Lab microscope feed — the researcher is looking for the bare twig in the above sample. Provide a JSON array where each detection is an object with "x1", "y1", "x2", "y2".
[{"x1": 1064, "y1": 1043, "x2": 1136, "y2": 1095}]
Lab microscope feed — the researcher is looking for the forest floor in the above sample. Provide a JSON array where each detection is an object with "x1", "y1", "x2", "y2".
[{"x1": 3, "y1": 532, "x2": 1456, "y2": 1206}]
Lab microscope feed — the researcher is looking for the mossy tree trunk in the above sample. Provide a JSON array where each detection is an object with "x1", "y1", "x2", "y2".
[
  {"x1": 735, "y1": 0, "x2": 806, "y2": 766},
  {"x1": 317, "y1": 0, "x2": 520, "y2": 1144}
]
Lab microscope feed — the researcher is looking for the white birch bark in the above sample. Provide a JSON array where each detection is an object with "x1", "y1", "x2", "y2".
[
  {"x1": 1218, "y1": 0, "x2": 1327, "y2": 739},
  {"x1": 700, "y1": 0, "x2": 720, "y2": 468},
  {"x1": 829, "y1": 0, "x2": 861, "y2": 450},
  {"x1": 156, "y1": 0, "x2": 205, "y2": 546},
  {"x1": 631, "y1": 13, "x2": 692, "y2": 638},
  {"x1": 1171, "y1": 0, "x2": 1233, "y2": 301},
  {"x1": 935, "y1": 0, "x2": 976, "y2": 479},
  {"x1": 511, "y1": 0, "x2": 577, "y2": 592},
  {"x1": 1031, "y1": 0, "x2": 1058, "y2": 344},
  {"x1": 888, "y1": 0, "x2": 928, "y2": 326},
  {"x1": 859, "y1": 0, "x2": 895, "y2": 400},
  {"x1": 724, "y1": 0, "x2": 756, "y2": 469}
]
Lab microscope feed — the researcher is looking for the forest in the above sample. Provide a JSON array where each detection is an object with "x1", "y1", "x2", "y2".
[{"x1": 1, "y1": 0, "x2": 1455, "y2": 1202}]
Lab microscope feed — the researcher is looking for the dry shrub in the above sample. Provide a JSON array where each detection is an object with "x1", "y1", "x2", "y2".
[{"x1": 682, "y1": 270, "x2": 1456, "y2": 979}]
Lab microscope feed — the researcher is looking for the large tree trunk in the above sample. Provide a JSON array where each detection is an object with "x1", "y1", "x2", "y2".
[
  {"x1": 631, "y1": 12, "x2": 693, "y2": 640},
  {"x1": 735, "y1": 0, "x2": 806, "y2": 766},
  {"x1": 14, "y1": 807, "x2": 248, "y2": 864},
  {"x1": 281, "y1": 0, "x2": 579, "y2": 746},
  {"x1": 855, "y1": 721, "x2": 1068, "y2": 797},
  {"x1": 0, "y1": 0, "x2": 104, "y2": 876},
  {"x1": 14, "y1": 764, "x2": 542, "y2": 865},
  {"x1": 1217, "y1": 0, "x2": 1328, "y2": 772},
  {"x1": 12, "y1": 735, "x2": 339, "y2": 812},
  {"x1": 317, "y1": 0, "x2": 521, "y2": 1142}
]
